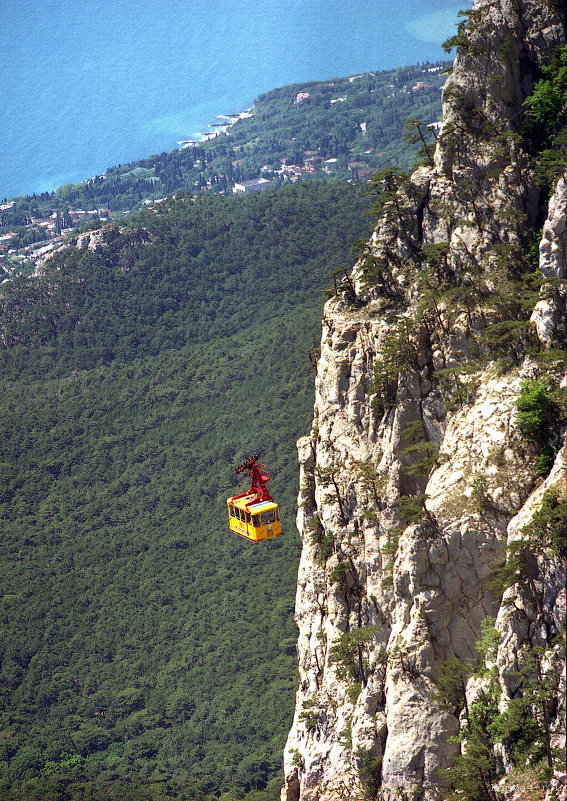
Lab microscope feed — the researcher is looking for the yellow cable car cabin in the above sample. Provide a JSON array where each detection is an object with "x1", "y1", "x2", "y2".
[
  {"x1": 227, "y1": 455, "x2": 282, "y2": 542},
  {"x1": 227, "y1": 496, "x2": 281, "y2": 542}
]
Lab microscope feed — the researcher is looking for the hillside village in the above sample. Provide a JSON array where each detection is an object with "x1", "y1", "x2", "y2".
[
  {"x1": 0, "y1": 136, "x2": 380, "y2": 276},
  {"x1": 0, "y1": 63, "x2": 448, "y2": 280}
]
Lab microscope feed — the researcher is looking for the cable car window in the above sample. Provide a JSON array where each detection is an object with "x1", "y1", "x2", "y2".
[
  {"x1": 275, "y1": 508, "x2": 279, "y2": 521},
  {"x1": 236, "y1": 508, "x2": 242, "y2": 521},
  {"x1": 246, "y1": 512, "x2": 251, "y2": 524},
  {"x1": 252, "y1": 515, "x2": 260, "y2": 526},
  {"x1": 261, "y1": 509, "x2": 276, "y2": 525},
  {"x1": 229, "y1": 505, "x2": 235, "y2": 517}
]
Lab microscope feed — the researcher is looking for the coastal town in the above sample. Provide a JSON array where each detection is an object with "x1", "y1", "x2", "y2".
[
  {"x1": 0, "y1": 65, "x2": 447, "y2": 280},
  {"x1": 0, "y1": 136, "x2": 385, "y2": 278},
  {"x1": 0, "y1": 202, "x2": 114, "y2": 278},
  {"x1": 0, "y1": 140, "x2": 390, "y2": 278},
  {"x1": 0, "y1": 141, "x2": 373, "y2": 279}
]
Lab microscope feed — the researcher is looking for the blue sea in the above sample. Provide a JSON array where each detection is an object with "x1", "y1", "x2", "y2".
[{"x1": 0, "y1": 0, "x2": 460, "y2": 200}]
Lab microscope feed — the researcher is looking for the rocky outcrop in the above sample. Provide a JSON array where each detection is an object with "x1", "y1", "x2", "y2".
[
  {"x1": 283, "y1": 2, "x2": 566, "y2": 800},
  {"x1": 539, "y1": 175, "x2": 567, "y2": 280},
  {"x1": 73, "y1": 224, "x2": 151, "y2": 257},
  {"x1": 532, "y1": 174, "x2": 567, "y2": 344},
  {"x1": 32, "y1": 224, "x2": 151, "y2": 275}
]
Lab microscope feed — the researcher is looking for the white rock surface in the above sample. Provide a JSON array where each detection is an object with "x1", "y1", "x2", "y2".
[{"x1": 282, "y1": 2, "x2": 566, "y2": 800}]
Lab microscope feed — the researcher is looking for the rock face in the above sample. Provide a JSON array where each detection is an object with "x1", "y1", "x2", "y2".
[{"x1": 283, "y1": 2, "x2": 566, "y2": 800}]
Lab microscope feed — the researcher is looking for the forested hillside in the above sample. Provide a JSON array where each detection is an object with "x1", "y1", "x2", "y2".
[{"x1": 0, "y1": 182, "x2": 372, "y2": 801}]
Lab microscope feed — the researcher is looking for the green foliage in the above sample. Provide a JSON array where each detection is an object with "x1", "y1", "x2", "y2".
[
  {"x1": 340, "y1": 719, "x2": 353, "y2": 751},
  {"x1": 515, "y1": 379, "x2": 556, "y2": 445},
  {"x1": 471, "y1": 473, "x2": 489, "y2": 512},
  {"x1": 380, "y1": 526, "x2": 401, "y2": 588},
  {"x1": 401, "y1": 420, "x2": 439, "y2": 478},
  {"x1": 490, "y1": 645, "x2": 560, "y2": 779},
  {"x1": 3, "y1": 747, "x2": 45, "y2": 782},
  {"x1": 0, "y1": 181, "x2": 371, "y2": 801},
  {"x1": 522, "y1": 43, "x2": 567, "y2": 190},
  {"x1": 353, "y1": 460, "x2": 384, "y2": 509},
  {"x1": 307, "y1": 516, "x2": 335, "y2": 565},
  {"x1": 442, "y1": 19, "x2": 471, "y2": 54},
  {"x1": 445, "y1": 692, "x2": 500, "y2": 801},
  {"x1": 443, "y1": 621, "x2": 504, "y2": 800},
  {"x1": 514, "y1": 379, "x2": 560, "y2": 479},
  {"x1": 442, "y1": 623, "x2": 562, "y2": 801},
  {"x1": 316, "y1": 461, "x2": 347, "y2": 523},
  {"x1": 354, "y1": 748, "x2": 383, "y2": 796},
  {"x1": 403, "y1": 118, "x2": 435, "y2": 167},
  {"x1": 458, "y1": 618, "x2": 559, "y2": 801},
  {"x1": 329, "y1": 561, "x2": 350, "y2": 591},
  {"x1": 479, "y1": 319, "x2": 535, "y2": 364},
  {"x1": 486, "y1": 539, "x2": 527, "y2": 597},
  {"x1": 435, "y1": 365, "x2": 478, "y2": 409},
  {"x1": 353, "y1": 239, "x2": 400, "y2": 298},
  {"x1": 523, "y1": 45, "x2": 567, "y2": 141},
  {"x1": 370, "y1": 318, "x2": 418, "y2": 415},
  {"x1": 387, "y1": 637, "x2": 419, "y2": 679},
  {"x1": 395, "y1": 420, "x2": 440, "y2": 538},
  {"x1": 533, "y1": 125, "x2": 567, "y2": 191},
  {"x1": 442, "y1": 9, "x2": 485, "y2": 57},
  {"x1": 475, "y1": 617, "x2": 500, "y2": 674},
  {"x1": 490, "y1": 704, "x2": 549, "y2": 776},
  {"x1": 329, "y1": 626, "x2": 378, "y2": 686},
  {"x1": 345, "y1": 683, "x2": 362, "y2": 705},
  {"x1": 42, "y1": 753, "x2": 84, "y2": 778},
  {"x1": 434, "y1": 656, "x2": 469, "y2": 715},
  {"x1": 525, "y1": 78, "x2": 564, "y2": 136},
  {"x1": 533, "y1": 448, "x2": 554, "y2": 476},
  {"x1": 419, "y1": 241, "x2": 451, "y2": 272},
  {"x1": 522, "y1": 486, "x2": 567, "y2": 558},
  {"x1": 527, "y1": 229, "x2": 543, "y2": 270},
  {"x1": 298, "y1": 696, "x2": 320, "y2": 733},
  {"x1": 367, "y1": 167, "x2": 412, "y2": 224},
  {"x1": 398, "y1": 493, "x2": 430, "y2": 526},
  {"x1": 380, "y1": 528, "x2": 401, "y2": 559}
]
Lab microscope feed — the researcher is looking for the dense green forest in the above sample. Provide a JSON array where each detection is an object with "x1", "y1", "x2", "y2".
[
  {"x1": 0, "y1": 181, "x2": 372, "y2": 801},
  {"x1": 1, "y1": 60, "x2": 448, "y2": 227}
]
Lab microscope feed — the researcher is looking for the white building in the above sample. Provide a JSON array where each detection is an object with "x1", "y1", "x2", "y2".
[{"x1": 232, "y1": 178, "x2": 272, "y2": 194}]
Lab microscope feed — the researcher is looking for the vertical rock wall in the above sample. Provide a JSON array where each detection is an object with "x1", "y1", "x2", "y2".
[{"x1": 283, "y1": 2, "x2": 566, "y2": 799}]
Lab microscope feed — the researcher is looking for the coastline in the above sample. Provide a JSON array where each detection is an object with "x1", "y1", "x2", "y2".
[{"x1": 177, "y1": 109, "x2": 254, "y2": 148}]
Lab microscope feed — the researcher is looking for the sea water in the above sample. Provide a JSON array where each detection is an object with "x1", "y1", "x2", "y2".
[{"x1": 0, "y1": 0, "x2": 461, "y2": 200}]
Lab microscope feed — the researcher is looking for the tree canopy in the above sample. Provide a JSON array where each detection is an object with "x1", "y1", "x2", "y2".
[{"x1": 0, "y1": 181, "x2": 372, "y2": 801}]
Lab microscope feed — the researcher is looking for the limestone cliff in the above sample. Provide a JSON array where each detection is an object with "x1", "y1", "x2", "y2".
[{"x1": 283, "y1": 2, "x2": 566, "y2": 800}]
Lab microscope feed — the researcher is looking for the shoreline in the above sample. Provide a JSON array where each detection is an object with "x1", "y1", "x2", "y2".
[{"x1": 177, "y1": 108, "x2": 254, "y2": 148}]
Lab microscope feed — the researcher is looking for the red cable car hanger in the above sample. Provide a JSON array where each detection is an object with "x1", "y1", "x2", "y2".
[{"x1": 234, "y1": 454, "x2": 273, "y2": 503}]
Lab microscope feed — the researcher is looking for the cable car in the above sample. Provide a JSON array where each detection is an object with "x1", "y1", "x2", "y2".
[{"x1": 227, "y1": 455, "x2": 282, "y2": 542}]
